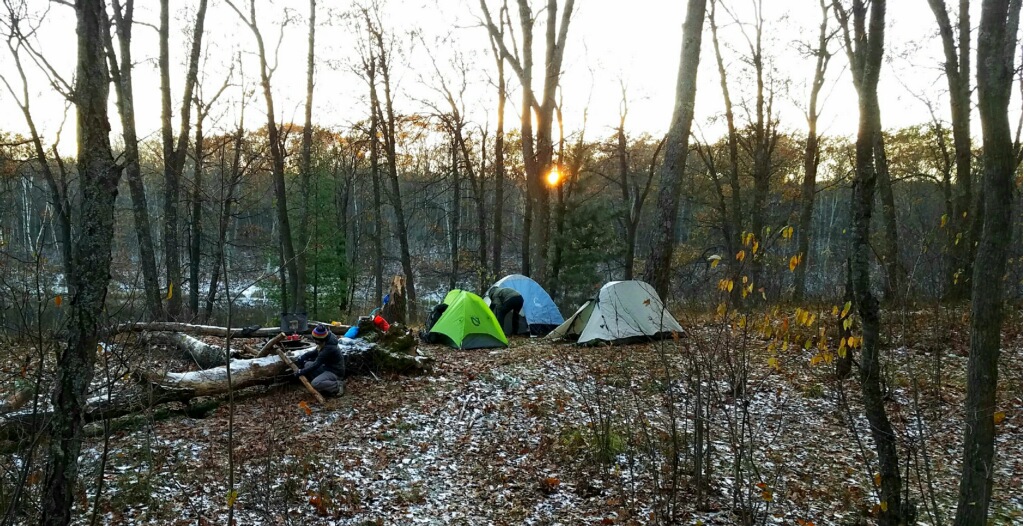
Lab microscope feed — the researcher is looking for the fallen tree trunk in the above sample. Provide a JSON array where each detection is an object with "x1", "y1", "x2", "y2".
[
  {"x1": 138, "y1": 331, "x2": 238, "y2": 368},
  {"x1": 110, "y1": 321, "x2": 351, "y2": 338},
  {"x1": 1, "y1": 334, "x2": 432, "y2": 442}
]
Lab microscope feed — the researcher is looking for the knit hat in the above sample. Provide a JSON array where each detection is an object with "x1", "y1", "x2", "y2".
[{"x1": 311, "y1": 324, "x2": 329, "y2": 339}]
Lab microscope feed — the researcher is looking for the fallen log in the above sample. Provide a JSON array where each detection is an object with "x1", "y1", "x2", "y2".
[
  {"x1": 1, "y1": 330, "x2": 433, "y2": 442},
  {"x1": 110, "y1": 321, "x2": 351, "y2": 338},
  {"x1": 138, "y1": 331, "x2": 238, "y2": 369}
]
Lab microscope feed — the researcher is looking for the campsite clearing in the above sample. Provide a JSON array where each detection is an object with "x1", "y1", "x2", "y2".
[{"x1": 47, "y1": 312, "x2": 1023, "y2": 525}]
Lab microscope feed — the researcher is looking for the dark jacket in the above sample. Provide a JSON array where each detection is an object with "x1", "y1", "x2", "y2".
[
  {"x1": 488, "y1": 286, "x2": 522, "y2": 308},
  {"x1": 297, "y1": 331, "x2": 345, "y2": 377}
]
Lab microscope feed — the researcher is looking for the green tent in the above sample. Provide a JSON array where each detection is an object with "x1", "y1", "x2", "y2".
[{"x1": 428, "y1": 290, "x2": 508, "y2": 349}]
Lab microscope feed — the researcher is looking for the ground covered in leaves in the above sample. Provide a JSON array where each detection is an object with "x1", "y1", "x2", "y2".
[{"x1": 5, "y1": 311, "x2": 1022, "y2": 525}]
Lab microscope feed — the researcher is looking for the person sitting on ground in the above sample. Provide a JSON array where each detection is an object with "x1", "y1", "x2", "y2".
[
  {"x1": 487, "y1": 286, "x2": 525, "y2": 336},
  {"x1": 294, "y1": 323, "x2": 345, "y2": 396}
]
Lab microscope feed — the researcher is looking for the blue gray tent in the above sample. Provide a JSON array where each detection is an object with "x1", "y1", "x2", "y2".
[{"x1": 485, "y1": 274, "x2": 564, "y2": 336}]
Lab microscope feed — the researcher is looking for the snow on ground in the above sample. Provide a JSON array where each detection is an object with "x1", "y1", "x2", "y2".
[{"x1": 45, "y1": 324, "x2": 1024, "y2": 525}]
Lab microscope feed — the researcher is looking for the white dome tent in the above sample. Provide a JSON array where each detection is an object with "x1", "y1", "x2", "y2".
[{"x1": 547, "y1": 280, "x2": 683, "y2": 344}]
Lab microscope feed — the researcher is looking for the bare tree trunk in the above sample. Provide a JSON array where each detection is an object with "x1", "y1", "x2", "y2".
[
  {"x1": 449, "y1": 136, "x2": 461, "y2": 290},
  {"x1": 189, "y1": 72, "x2": 235, "y2": 320},
  {"x1": 480, "y1": 0, "x2": 574, "y2": 287},
  {"x1": 794, "y1": 0, "x2": 832, "y2": 302},
  {"x1": 928, "y1": 0, "x2": 975, "y2": 301},
  {"x1": 296, "y1": 0, "x2": 316, "y2": 315},
  {"x1": 617, "y1": 93, "x2": 635, "y2": 280},
  {"x1": 159, "y1": 0, "x2": 207, "y2": 319},
  {"x1": 370, "y1": 112, "x2": 384, "y2": 307},
  {"x1": 227, "y1": 0, "x2": 301, "y2": 315},
  {"x1": 368, "y1": 15, "x2": 417, "y2": 321},
  {"x1": 521, "y1": 86, "x2": 534, "y2": 277},
  {"x1": 476, "y1": 135, "x2": 489, "y2": 289},
  {"x1": 104, "y1": 0, "x2": 163, "y2": 320},
  {"x1": 873, "y1": 132, "x2": 906, "y2": 301},
  {"x1": 491, "y1": 26, "x2": 506, "y2": 278},
  {"x1": 188, "y1": 109, "x2": 205, "y2": 319},
  {"x1": 838, "y1": 1, "x2": 906, "y2": 523},
  {"x1": 643, "y1": 0, "x2": 707, "y2": 299},
  {"x1": 205, "y1": 115, "x2": 244, "y2": 323},
  {"x1": 708, "y1": 0, "x2": 744, "y2": 304},
  {"x1": 41, "y1": 1, "x2": 123, "y2": 522},
  {"x1": 954, "y1": 1, "x2": 1020, "y2": 523}
]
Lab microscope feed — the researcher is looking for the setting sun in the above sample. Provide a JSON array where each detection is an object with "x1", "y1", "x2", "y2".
[{"x1": 546, "y1": 166, "x2": 562, "y2": 187}]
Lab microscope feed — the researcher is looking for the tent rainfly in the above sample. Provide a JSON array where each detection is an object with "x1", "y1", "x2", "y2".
[
  {"x1": 485, "y1": 274, "x2": 564, "y2": 336},
  {"x1": 547, "y1": 280, "x2": 683, "y2": 344},
  {"x1": 426, "y1": 290, "x2": 508, "y2": 349}
]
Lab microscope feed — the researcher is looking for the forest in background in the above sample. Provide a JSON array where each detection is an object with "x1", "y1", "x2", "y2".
[
  {"x1": 0, "y1": 0, "x2": 1019, "y2": 327},
  {"x1": 0, "y1": 0, "x2": 1021, "y2": 524}
]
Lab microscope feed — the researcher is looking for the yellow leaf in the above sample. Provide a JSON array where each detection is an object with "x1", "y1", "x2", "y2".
[
  {"x1": 761, "y1": 490, "x2": 773, "y2": 502},
  {"x1": 843, "y1": 317, "x2": 853, "y2": 331},
  {"x1": 806, "y1": 313, "x2": 816, "y2": 327},
  {"x1": 752, "y1": 241, "x2": 760, "y2": 254},
  {"x1": 847, "y1": 336, "x2": 856, "y2": 348},
  {"x1": 709, "y1": 254, "x2": 722, "y2": 268},
  {"x1": 832, "y1": 305, "x2": 839, "y2": 316},
  {"x1": 716, "y1": 303, "x2": 727, "y2": 317},
  {"x1": 823, "y1": 351, "x2": 833, "y2": 364},
  {"x1": 841, "y1": 301, "x2": 852, "y2": 319},
  {"x1": 880, "y1": 500, "x2": 888, "y2": 512},
  {"x1": 736, "y1": 250, "x2": 746, "y2": 262},
  {"x1": 727, "y1": 280, "x2": 734, "y2": 293},
  {"x1": 994, "y1": 411, "x2": 1006, "y2": 424},
  {"x1": 955, "y1": 232, "x2": 963, "y2": 245},
  {"x1": 767, "y1": 356, "x2": 779, "y2": 369},
  {"x1": 874, "y1": 473, "x2": 881, "y2": 486},
  {"x1": 166, "y1": 282, "x2": 174, "y2": 300},
  {"x1": 804, "y1": 338, "x2": 813, "y2": 350},
  {"x1": 940, "y1": 214, "x2": 948, "y2": 228},
  {"x1": 226, "y1": 489, "x2": 238, "y2": 507},
  {"x1": 789, "y1": 255, "x2": 799, "y2": 272},
  {"x1": 810, "y1": 354, "x2": 822, "y2": 366},
  {"x1": 54, "y1": 295, "x2": 62, "y2": 307},
  {"x1": 742, "y1": 275, "x2": 749, "y2": 284},
  {"x1": 838, "y1": 346, "x2": 847, "y2": 358}
]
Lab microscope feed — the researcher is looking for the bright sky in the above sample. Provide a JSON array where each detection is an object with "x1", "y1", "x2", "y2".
[{"x1": 1, "y1": 0, "x2": 1020, "y2": 154}]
